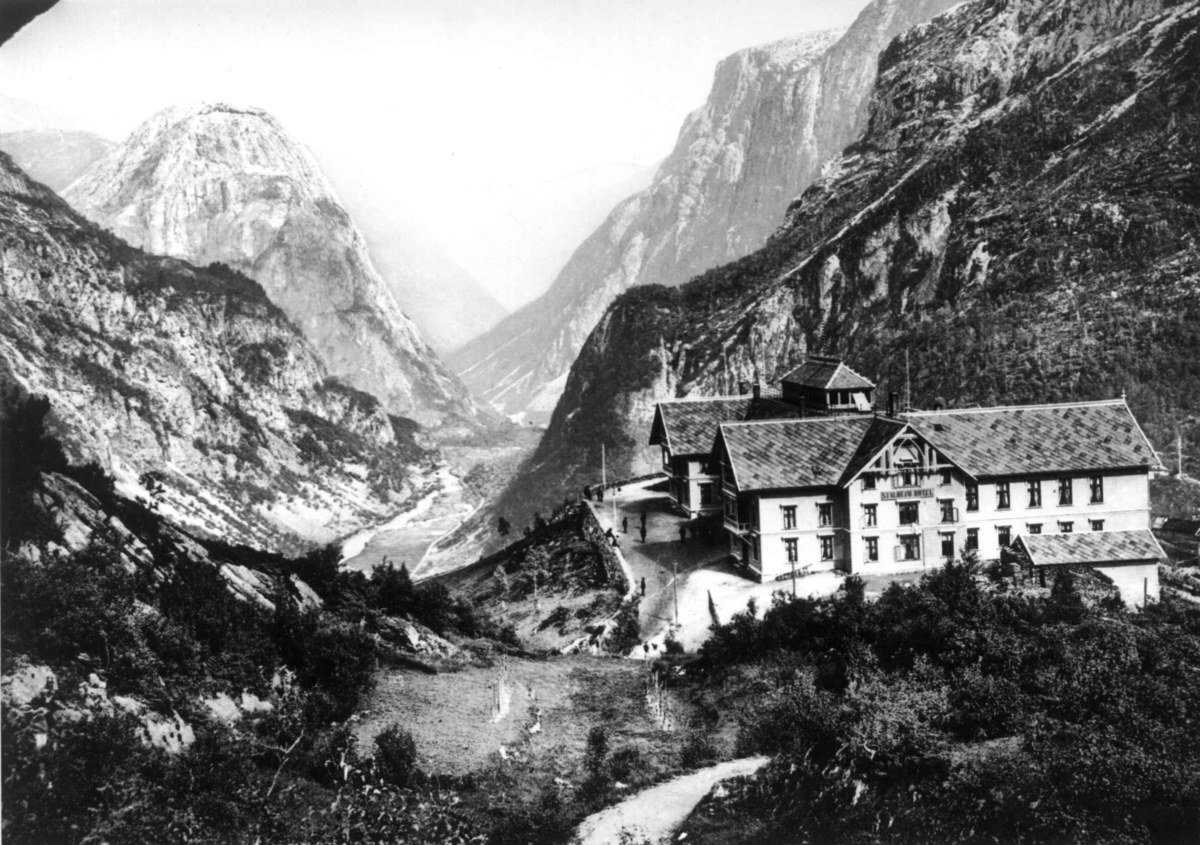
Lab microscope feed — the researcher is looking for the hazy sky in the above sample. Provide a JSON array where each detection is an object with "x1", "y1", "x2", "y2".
[{"x1": 1, "y1": 0, "x2": 864, "y2": 308}]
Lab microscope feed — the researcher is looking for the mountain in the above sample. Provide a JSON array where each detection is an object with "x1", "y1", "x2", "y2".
[
  {"x1": 0, "y1": 152, "x2": 440, "y2": 553},
  {"x1": 62, "y1": 102, "x2": 481, "y2": 426},
  {"x1": 500, "y1": 0, "x2": 1200, "y2": 522},
  {"x1": 451, "y1": 0, "x2": 961, "y2": 423},
  {"x1": 0, "y1": 129, "x2": 114, "y2": 190}
]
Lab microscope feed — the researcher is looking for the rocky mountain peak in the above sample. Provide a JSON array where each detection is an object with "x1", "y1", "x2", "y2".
[{"x1": 64, "y1": 102, "x2": 481, "y2": 426}]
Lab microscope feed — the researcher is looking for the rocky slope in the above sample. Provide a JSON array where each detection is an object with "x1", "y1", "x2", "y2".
[
  {"x1": 62, "y1": 103, "x2": 480, "y2": 426},
  {"x1": 1, "y1": 153, "x2": 439, "y2": 553},
  {"x1": 501, "y1": 0, "x2": 1200, "y2": 520},
  {"x1": 0, "y1": 129, "x2": 113, "y2": 190},
  {"x1": 451, "y1": 0, "x2": 960, "y2": 422}
]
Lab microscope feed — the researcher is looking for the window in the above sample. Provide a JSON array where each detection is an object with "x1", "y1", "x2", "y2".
[
  {"x1": 900, "y1": 535, "x2": 921, "y2": 560},
  {"x1": 1027, "y1": 523, "x2": 1042, "y2": 534},
  {"x1": 700, "y1": 460, "x2": 713, "y2": 475},
  {"x1": 861, "y1": 474, "x2": 876, "y2": 491},
  {"x1": 997, "y1": 525, "x2": 1012, "y2": 547},
  {"x1": 940, "y1": 469, "x2": 953, "y2": 486},
  {"x1": 863, "y1": 504, "x2": 877, "y2": 527},
  {"x1": 899, "y1": 502, "x2": 920, "y2": 525},
  {"x1": 866, "y1": 537, "x2": 879, "y2": 562},
  {"x1": 941, "y1": 532, "x2": 955, "y2": 558},
  {"x1": 1089, "y1": 475, "x2": 1104, "y2": 504},
  {"x1": 966, "y1": 483, "x2": 979, "y2": 512},
  {"x1": 940, "y1": 499, "x2": 956, "y2": 523},
  {"x1": 996, "y1": 481, "x2": 1011, "y2": 510},
  {"x1": 1059, "y1": 521, "x2": 1074, "y2": 533},
  {"x1": 1027, "y1": 479, "x2": 1041, "y2": 508},
  {"x1": 699, "y1": 483, "x2": 714, "y2": 506},
  {"x1": 966, "y1": 528, "x2": 979, "y2": 551},
  {"x1": 818, "y1": 503, "x2": 833, "y2": 527},
  {"x1": 662, "y1": 446, "x2": 671, "y2": 468},
  {"x1": 820, "y1": 536, "x2": 834, "y2": 561},
  {"x1": 784, "y1": 537, "x2": 798, "y2": 563},
  {"x1": 1090, "y1": 519, "x2": 1104, "y2": 531},
  {"x1": 900, "y1": 468, "x2": 915, "y2": 488},
  {"x1": 1058, "y1": 477, "x2": 1073, "y2": 506},
  {"x1": 752, "y1": 536, "x2": 760, "y2": 561},
  {"x1": 782, "y1": 505, "x2": 797, "y2": 530}
]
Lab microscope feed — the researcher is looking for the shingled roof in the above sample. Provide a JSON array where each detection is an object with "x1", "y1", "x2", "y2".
[
  {"x1": 1016, "y1": 529, "x2": 1166, "y2": 567},
  {"x1": 906, "y1": 401, "x2": 1157, "y2": 478},
  {"x1": 717, "y1": 417, "x2": 877, "y2": 491},
  {"x1": 649, "y1": 398, "x2": 752, "y2": 456},
  {"x1": 779, "y1": 356, "x2": 875, "y2": 391}
]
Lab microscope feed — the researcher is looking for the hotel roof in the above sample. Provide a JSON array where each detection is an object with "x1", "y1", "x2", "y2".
[
  {"x1": 779, "y1": 355, "x2": 875, "y2": 391},
  {"x1": 717, "y1": 416, "x2": 878, "y2": 491},
  {"x1": 649, "y1": 397, "x2": 753, "y2": 456},
  {"x1": 906, "y1": 400, "x2": 1157, "y2": 477},
  {"x1": 1016, "y1": 529, "x2": 1166, "y2": 567}
]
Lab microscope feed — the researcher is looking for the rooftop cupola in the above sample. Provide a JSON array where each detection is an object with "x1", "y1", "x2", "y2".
[{"x1": 779, "y1": 355, "x2": 875, "y2": 415}]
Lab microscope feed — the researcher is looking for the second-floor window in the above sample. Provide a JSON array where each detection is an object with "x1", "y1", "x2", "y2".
[
  {"x1": 940, "y1": 499, "x2": 956, "y2": 523},
  {"x1": 997, "y1": 525, "x2": 1012, "y2": 547},
  {"x1": 966, "y1": 528, "x2": 979, "y2": 551},
  {"x1": 861, "y1": 474, "x2": 876, "y2": 490},
  {"x1": 940, "y1": 469, "x2": 953, "y2": 486},
  {"x1": 1058, "y1": 477, "x2": 1073, "y2": 506},
  {"x1": 1090, "y1": 475, "x2": 1104, "y2": 504},
  {"x1": 863, "y1": 504, "x2": 877, "y2": 527},
  {"x1": 966, "y1": 483, "x2": 979, "y2": 512},
  {"x1": 1028, "y1": 480, "x2": 1041, "y2": 508},
  {"x1": 820, "y1": 536, "x2": 834, "y2": 561},
  {"x1": 1059, "y1": 521, "x2": 1074, "y2": 533},
  {"x1": 899, "y1": 502, "x2": 919, "y2": 525},
  {"x1": 996, "y1": 481, "x2": 1011, "y2": 509},
  {"x1": 866, "y1": 537, "x2": 879, "y2": 561},
  {"x1": 818, "y1": 503, "x2": 833, "y2": 527},
  {"x1": 899, "y1": 468, "x2": 916, "y2": 488},
  {"x1": 784, "y1": 537, "x2": 798, "y2": 563},
  {"x1": 782, "y1": 505, "x2": 797, "y2": 530}
]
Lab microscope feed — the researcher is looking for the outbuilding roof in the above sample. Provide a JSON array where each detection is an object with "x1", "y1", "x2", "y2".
[
  {"x1": 716, "y1": 417, "x2": 877, "y2": 491},
  {"x1": 906, "y1": 400, "x2": 1157, "y2": 478},
  {"x1": 779, "y1": 355, "x2": 875, "y2": 391},
  {"x1": 1015, "y1": 529, "x2": 1166, "y2": 567}
]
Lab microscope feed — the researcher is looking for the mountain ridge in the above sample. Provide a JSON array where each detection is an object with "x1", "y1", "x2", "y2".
[{"x1": 62, "y1": 102, "x2": 483, "y2": 426}]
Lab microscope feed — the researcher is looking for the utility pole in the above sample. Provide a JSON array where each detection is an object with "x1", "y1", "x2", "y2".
[
  {"x1": 673, "y1": 559, "x2": 679, "y2": 628},
  {"x1": 905, "y1": 348, "x2": 912, "y2": 413},
  {"x1": 723, "y1": 345, "x2": 730, "y2": 394}
]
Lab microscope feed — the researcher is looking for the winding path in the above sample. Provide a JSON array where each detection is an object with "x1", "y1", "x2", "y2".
[{"x1": 574, "y1": 756, "x2": 770, "y2": 845}]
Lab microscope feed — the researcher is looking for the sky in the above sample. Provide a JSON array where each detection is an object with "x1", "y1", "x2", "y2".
[{"x1": 0, "y1": 0, "x2": 864, "y2": 309}]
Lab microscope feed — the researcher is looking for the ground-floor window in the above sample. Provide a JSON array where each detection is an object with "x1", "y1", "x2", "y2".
[
  {"x1": 997, "y1": 525, "x2": 1012, "y2": 547},
  {"x1": 899, "y1": 534, "x2": 921, "y2": 561},
  {"x1": 1090, "y1": 519, "x2": 1104, "y2": 531},
  {"x1": 865, "y1": 536, "x2": 879, "y2": 562},
  {"x1": 820, "y1": 535, "x2": 834, "y2": 561},
  {"x1": 940, "y1": 532, "x2": 954, "y2": 558},
  {"x1": 1059, "y1": 521, "x2": 1074, "y2": 533},
  {"x1": 1027, "y1": 523, "x2": 1042, "y2": 534},
  {"x1": 966, "y1": 528, "x2": 979, "y2": 551},
  {"x1": 784, "y1": 537, "x2": 798, "y2": 563}
]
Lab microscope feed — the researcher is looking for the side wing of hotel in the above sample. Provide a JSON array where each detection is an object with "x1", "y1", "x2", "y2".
[{"x1": 651, "y1": 356, "x2": 1166, "y2": 607}]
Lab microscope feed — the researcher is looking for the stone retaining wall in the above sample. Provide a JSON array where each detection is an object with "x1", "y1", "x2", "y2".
[{"x1": 582, "y1": 500, "x2": 636, "y2": 600}]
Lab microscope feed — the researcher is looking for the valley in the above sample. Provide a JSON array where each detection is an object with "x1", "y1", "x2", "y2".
[{"x1": 3, "y1": 0, "x2": 1200, "y2": 842}]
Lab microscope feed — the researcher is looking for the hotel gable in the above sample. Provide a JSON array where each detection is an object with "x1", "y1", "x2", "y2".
[{"x1": 650, "y1": 355, "x2": 1165, "y2": 607}]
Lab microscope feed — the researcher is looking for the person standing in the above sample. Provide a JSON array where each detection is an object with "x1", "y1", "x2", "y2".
[
  {"x1": 622, "y1": 516, "x2": 628, "y2": 534},
  {"x1": 679, "y1": 524, "x2": 687, "y2": 544},
  {"x1": 640, "y1": 576, "x2": 646, "y2": 596},
  {"x1": 640, "y1": 523, "x2": 647, "y2": 544}
]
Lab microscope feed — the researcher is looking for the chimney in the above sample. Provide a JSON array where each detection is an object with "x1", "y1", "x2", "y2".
[
  {"x1": 887, "y1": 392, "x2": 899, "y2": 417},
  {"x1": 752, "y1": 382, "x2": 762, "y2": 400}
]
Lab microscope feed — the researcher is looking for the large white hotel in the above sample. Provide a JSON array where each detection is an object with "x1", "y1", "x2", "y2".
[{"x1": 650, "y1": 356, "x2": 1165, "y2": 607}]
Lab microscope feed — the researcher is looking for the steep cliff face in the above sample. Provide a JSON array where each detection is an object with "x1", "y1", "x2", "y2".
[
  {"x1": 451, "y1": 0, "x2": 960, "y2": 421},
  {"x1": 502, "y1": 0, "x2": 1200, "y2": 521},
  {"x1": 62, "y1": 103, "x2": 479, "y2": 425},
  {"x1": 0, "y1": 129, "x2": 113, "y2": 191},
  {"x1": 1, "y1": 154, "x2": 438, "y2": 553}
]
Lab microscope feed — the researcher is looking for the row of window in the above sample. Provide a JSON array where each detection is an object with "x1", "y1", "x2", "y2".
[
  {"x1": 770, "y1": 518, "x2": 1108, "y2": 566},
  {"x1": 974, "y1": 476, "x2": 1104, "y2": 511}
]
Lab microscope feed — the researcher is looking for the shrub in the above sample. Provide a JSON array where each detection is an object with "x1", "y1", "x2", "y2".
[{"x1": 375, "y1": 724, "x2": 420, "y2": 787}]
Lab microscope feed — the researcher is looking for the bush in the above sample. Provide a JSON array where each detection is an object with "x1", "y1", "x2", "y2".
[{"x1": 375, "y1": 724, "x2": 420, "y2": 787}]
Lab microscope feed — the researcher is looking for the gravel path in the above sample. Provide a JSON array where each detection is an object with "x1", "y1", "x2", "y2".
[{"x1": 574, "y1": 756, "x2": 770, "y2": 845}]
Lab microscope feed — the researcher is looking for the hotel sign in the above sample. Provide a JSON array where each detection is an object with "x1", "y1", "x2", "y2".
[{"x1": 881, "y1": 488, "x2": 934, "y2": 501}]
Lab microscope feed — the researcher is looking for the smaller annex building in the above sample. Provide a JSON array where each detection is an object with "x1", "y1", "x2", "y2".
[{"x1": 648, "y1": 355, "x2": 1166, "y2": 608}]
